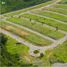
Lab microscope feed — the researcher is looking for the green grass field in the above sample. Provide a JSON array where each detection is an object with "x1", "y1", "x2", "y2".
[
  {"x1": 54, "y1": 4, "x2": 67, "y2": 9},
  {"x1": 32, "y1": 10, "x2": 67, "y2": 23},
  {"x1": 42, "y1": 40, "x2": 67, "y2": 66},
  {"x1": 43, "y1": 7, "x2": 67, "y2": 15},
  {"x1": 0, "y1": 21, "x2": 52, "y2": 46},
  {"x1": 19, "y1": 13, "x2": 67, "y2": 32},
  {"x1": 7, "y1": 17, "x2": 65, "y2": 40}
]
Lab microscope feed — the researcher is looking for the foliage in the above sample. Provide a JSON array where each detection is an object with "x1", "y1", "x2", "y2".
[{"x1": 0, "y1": 0, "x2": 51, "y2": 14}]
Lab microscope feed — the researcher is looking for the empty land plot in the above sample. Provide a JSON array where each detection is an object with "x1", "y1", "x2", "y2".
[
  {"x1": 7, "y1": 17, "x2": 65, "y2": 40},
  {"x1": 42, "y1": 7, "x2": 67, "y2": 15},
  {"x1": 31, "y1": 10, "x2": 67, "y2": 23},
  {"x1": 20, "y1": 13, "x2": 67, "y2": 32},
  {"x1": 53, "y1": 4, "x2": 67, "y2": 10},
  {"x1": 44, "y1": 40, "x2": 67, "y2": 64},
  {"x1": 0, "y1": 21, "x2": 52, "y2": 46},
  {"x1": 0, "y1": 33, "x2": 33, "y2": 65}
]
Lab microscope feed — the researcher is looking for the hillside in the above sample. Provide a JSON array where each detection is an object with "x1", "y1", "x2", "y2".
[{"x1": 0, "y1": 0, "x2": 51, "y2": 14}]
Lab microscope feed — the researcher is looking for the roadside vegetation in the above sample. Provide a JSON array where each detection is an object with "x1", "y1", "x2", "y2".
[
  {"x1": 33, "y1": 10, "x2": 67, "y2": 23},
  {"x1": 0, "y1": 33, "x2": 35, "y2": 67}
]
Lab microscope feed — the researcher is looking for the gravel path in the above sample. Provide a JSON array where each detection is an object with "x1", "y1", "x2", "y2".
[{"x1": 52, "y1": 63, "x2": 67, "y2": 67}]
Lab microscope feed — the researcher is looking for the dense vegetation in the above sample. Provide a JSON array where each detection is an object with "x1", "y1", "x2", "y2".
[
  {"x1": 0, "y1": 33, "x2": 35, "y2": 67},
  {"x1": 0, "y1": 0, "x2": 51, "y2": 14}
]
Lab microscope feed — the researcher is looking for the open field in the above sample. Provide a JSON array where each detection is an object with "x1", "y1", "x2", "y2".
[
  {"x1": 0, "y1": 21, "x2": 52, "y2": 46},
  {"x1": 42, "y1": 7, "x2": 67, "y2": 15},
  {"x1": 53, "y1": 4, "x2": 67, "y2": 9},
  {"x1": 45, "y1": 40, "x2": 67, "y2": 63},
  {"x1": 40, "y1": 40, "x2": 67, "y2": 67},
  {"x1": 32, "y1": 10, "x2": 67, "y2": 23},
  {"x1": 7, "y1": 17, "x2": 65, "y2": 40},
  {"x1": 19, "y1": 13, "x2": 67, "y2": 32}
]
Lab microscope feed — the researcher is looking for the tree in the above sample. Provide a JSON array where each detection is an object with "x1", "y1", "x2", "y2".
[
  {"x1": 56, "y1": 26, "x2": 58, "y2": 31},
  {"x1": 0, "y1": 33, "x2": 8, "y2": 45}
]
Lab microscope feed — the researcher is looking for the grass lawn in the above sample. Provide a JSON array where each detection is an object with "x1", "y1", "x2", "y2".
[
  {"x1": 7, "y1": 17, "x2": 65, "y2": 40},
  {"x1": 21, "y1": 13, "x2": 67, "y2": 32},
  {"x1": 41, "y1": 40, "x2": 67, "y2": 66},
  {"x1": 0, "y1": 21, "x2": 52, "y2": 46},
  {"x1": 6, "y1": 36, "x2": 29, "y2": 55},
  {"x1": 54, "y1": 4, "x2": 67, "y2": 9},
  {"x1": 33, "y1": 10, "x2": 67, "y2": 23},
  {"x1": 43, "y1": 7, "x2": 67, "y2": 15}
]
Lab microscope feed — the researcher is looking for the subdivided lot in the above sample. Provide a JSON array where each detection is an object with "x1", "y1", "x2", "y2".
[
  {"x1": 0, "y1": 21, "x2": 52, "y2": 46},
  {"x1": 0, "y1": 33, "x2": 34, "y2": 66},
  {"x1": 7, "y1": 17, "x2": 65, "y2": 40},
  {"x1": 53, "y1": 4, "x2": 67, "y2": 10},
  {"x1": 42, "y1": 40, "x2": 67, "y2": 66},
  {"x1": 19, "y1": 13, "x2": 67, "y2": 32},
  {"x1": 3, "y1": 1, "x2": 53, "y2": 17},
  {"x1": 42, "y1": 7, "x2": 67, "y2": 15},
  {"x1": 32, "y1": 10, "x2": 67, "y2": 23}
]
